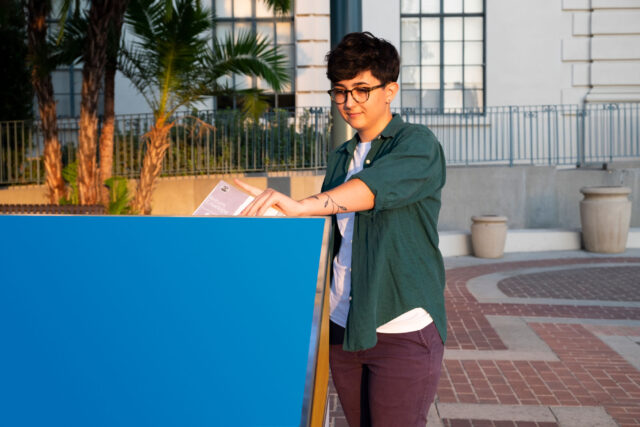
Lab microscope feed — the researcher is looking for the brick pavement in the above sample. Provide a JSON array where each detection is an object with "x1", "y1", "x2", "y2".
[
  {"x1": 441, "y1": 421, "x2": 558, "y2": 427},
  {"x1": 497, "y1": 266, "x2": 640, "y2": 301},
  {"x1": 326, "y1": 251, "x2": 640, "y2": 427}
]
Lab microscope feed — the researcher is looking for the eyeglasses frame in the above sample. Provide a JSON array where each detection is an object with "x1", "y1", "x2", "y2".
[{"x1": 327, "y1": 83, "x2": 387, "y2": 104}]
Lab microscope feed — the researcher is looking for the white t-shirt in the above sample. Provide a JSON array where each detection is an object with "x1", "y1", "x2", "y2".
[{"x1": 329, "y1": 141, "x2": 433, "y2": 333}]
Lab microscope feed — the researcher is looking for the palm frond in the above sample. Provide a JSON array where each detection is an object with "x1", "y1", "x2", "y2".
[
  {"x1": 239, "y1": 89, "x2": 270, "y2": 122},
  {"x1": 50, "y1": 11, "x2": 86, "y2": 67},
  {"x1": 207, "y1": 30, "x2": 289, "y2": 92},
  {"x1": 118, "y1": 45, "x2": 159, "y2": 111},
  {"x1": 125, "y1": 0, "x2": 163, "y2": 48},
  {"x1": 262, "y1": 0, "x2": 291, "y2": 15},
  {"x1": 121, "y1": 0, "x2": 288, "y2": 118},
  {"x1": 123, "y1": 0, "x2": 212, "y2": 115},
  {"x1": 54, "y1": 0, "x2": 82, "y2": 44}
]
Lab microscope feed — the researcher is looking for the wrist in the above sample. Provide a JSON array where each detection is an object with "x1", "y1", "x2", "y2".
[{"x1": 298, "y1": 197, "x2": 314, "y2": 216}]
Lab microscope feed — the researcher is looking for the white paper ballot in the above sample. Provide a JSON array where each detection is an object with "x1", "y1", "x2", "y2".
[{"x1": 193, "y1": 180, "x2": 283, "y2": 216}]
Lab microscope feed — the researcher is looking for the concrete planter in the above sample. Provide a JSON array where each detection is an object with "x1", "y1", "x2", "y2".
[
  {"x1": 471, "y1": 215, "x2": 508, "y2": 258},
  {"x1": 579, "y1": 186, "x2": 632, "y2": 254}
]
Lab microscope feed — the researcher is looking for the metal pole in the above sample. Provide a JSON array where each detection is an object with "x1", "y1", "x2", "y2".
[
  {"x1": 508, "y1": 106, "x2": 514, "y2": 167},
  {"x1": 577, "y1": 107, "x2": 586, "y2": 167},
  {"x1": 329, "y1": 0, "x2": 361, "y2": 150}
]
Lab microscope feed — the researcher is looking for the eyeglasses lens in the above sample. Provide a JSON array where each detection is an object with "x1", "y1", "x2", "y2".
[
  {"x1": 333, "y1": 90, "x2": 346, "y2": 103},
  {"x1": 353, "y1": 89, "x2": 369, "y2": 103}
]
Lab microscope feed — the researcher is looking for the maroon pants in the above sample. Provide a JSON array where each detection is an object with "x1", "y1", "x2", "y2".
[{"x1": 329, "y1": 321, "x2": 444, "y2": 427}]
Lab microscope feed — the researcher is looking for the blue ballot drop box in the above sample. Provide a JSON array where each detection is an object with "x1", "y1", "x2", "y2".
[{"x1": 0, "y1": 215, "x2": 332, "y2": 427}]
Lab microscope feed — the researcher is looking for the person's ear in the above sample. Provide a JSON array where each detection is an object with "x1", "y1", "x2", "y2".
[{"x1": 385, "y1": 82, "x2": 399, "y2": 104}]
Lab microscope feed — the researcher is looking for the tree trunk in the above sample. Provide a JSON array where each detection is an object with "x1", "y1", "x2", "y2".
[
  {"x1": 98, "y1": 62, "x2": 116, "y2": 206},
  {"x1": 132, "y1": 120, "x2": 173, "y2": 215},
  {"x1": 98, "y1": 3, "x2": 127, "y2": 206},
  {"x1": 77, "y1": 0, "x2": 127, "y2": 205},
  {"x1": 27, "y1": 0, "x2": 65, "y2": 204}
]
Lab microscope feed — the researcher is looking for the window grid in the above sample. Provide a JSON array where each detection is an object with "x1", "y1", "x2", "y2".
[
  {"x1": 213, "y1": 0, "x2": 295, "y2": 108},
  {"x1": 400, "y1": 0, "x2": 485, "y2": 113}
]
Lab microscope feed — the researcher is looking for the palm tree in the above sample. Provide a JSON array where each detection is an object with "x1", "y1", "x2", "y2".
[
  {"x1": 56, "y1": 1, "x2": 129, "y2": 206},
  {"x1": 75, "y1": 0, "x2": 128, "y2": 205},
  {"x1": 121, "y1": 0, "x2": 288, "y2": 214},
  {"x1": 26, "y1": 0, "x2": 65, "y2": 203},
  {"x1": 98, "y1": 4, "x2": 128, "y2": 205}
]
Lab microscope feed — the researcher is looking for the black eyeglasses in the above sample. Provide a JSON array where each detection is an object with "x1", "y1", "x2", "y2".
[{"x1": 327, "y1": 83, "x2": 386, "y2": 104}]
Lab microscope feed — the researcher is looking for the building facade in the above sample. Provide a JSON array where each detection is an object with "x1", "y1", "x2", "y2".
[{"x1": 49, "y1": 0, "x2": 640, "y2": 116}]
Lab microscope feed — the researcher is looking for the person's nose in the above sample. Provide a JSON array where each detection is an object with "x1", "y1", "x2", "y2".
[{"x1": 343, "y1": 90, "x2": 357, "y2": 109}]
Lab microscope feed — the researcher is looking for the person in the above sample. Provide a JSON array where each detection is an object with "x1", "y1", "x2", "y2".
[{"x1": 236, "y1": 31, "x2": 446, "y2": 427}]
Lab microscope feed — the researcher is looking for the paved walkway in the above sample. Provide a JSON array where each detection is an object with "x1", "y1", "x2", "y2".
[{"x1": 327, "y1": 249, "x2": 640, "y2": 427}]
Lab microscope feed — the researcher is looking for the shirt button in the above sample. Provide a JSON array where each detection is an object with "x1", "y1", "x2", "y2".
[
  {"x1": 349, "y1": 296, "x2": 352, "y2": 301},
  {"x1": 349, "y1": 268, "x2": 352, "y2": 272},
  {"x1": 365, "y1": 159, "x2": 371, "y2": 164}
]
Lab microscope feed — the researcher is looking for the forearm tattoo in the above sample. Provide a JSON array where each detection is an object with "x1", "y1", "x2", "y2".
[{"x1": 311, "y1": 193, "x2": 347, "y2": 214}]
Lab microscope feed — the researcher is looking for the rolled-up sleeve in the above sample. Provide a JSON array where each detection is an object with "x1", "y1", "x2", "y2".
[{"x1": 350, "y1": 128, "x2": 445, "y2": 212}]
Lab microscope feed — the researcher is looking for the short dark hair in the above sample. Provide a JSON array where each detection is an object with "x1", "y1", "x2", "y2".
[{"x1": 326, "y1": 31, "x2": 400, "y2": 85}]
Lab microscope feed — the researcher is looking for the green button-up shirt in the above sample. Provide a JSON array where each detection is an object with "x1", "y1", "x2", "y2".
[{"x1": 321, "y1": 114, "x2": 447, "y2": 351}]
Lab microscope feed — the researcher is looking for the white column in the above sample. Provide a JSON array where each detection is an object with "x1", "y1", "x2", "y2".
[{"x1": 295, "y1": 0, "x2": 331, "y2": 108}]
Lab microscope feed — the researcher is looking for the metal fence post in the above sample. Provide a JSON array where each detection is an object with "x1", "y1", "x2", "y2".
[
  {"x1": 543, "y1": 105, "x2": 553, "y2": 165},
  {"x1": 464, "y1": 111, "x2": 469, "y2": 166},
  {"x1": 508, "y1": 106, "x2": 514, "y2": 167},
  {"x1": 577, "y1": 107, "x2": 586, "y2": 167},
  {"x1": 607, "y1": 103, "x2": 618, "y2": 163}
]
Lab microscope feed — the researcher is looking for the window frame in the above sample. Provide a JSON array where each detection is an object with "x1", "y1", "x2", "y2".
[
  {"x1": 212, "y1": 0, "x2": 296, "y2": 109},
  {"x1": 400, "y1": 0, "x2": 486, "y2": 114}
]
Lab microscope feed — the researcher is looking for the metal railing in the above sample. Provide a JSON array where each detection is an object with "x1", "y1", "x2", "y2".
[
  {"x1": 1, "y1": 103, "x2": 639, "y2": 185},
  {"x1": 0, "y1": 108, "x2": 330, "y2": 185},
  {"x1": 397, "y1": 103, "x2": 640, "y2": 166}
]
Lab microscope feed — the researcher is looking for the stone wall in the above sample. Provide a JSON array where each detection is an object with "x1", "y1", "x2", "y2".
[{"x1": 439, "y1": 164, "x2": 640, "y2": 230}]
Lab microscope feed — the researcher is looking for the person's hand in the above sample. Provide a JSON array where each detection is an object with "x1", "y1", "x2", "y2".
[{"x1": 234, "y1": 179, "x2": 307, "y2": 217}]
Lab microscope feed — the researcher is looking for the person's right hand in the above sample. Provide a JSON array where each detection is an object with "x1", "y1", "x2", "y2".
[{"x1": 234, "y1": 179, "x2": 307, "y2": 217}]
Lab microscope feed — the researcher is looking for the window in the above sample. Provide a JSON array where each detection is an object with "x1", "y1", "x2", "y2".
[
  {"x1": 213, "y1": 0, "x2": 295, "y2": 109},
  {"x1": 50, "y1": 67, "x2": 84, "y2": 118},
  {"x1": 400, "y1": 0, "x2": 484, "y2": 112}
]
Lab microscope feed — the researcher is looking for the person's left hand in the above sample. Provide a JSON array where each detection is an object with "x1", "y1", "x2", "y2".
[{"x1": 234, "y1": 179, "x2": 307, "y2": 217}]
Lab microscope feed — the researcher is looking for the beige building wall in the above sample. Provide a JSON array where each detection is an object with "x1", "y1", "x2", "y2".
[
  {"x1": 560, "y1": 0, "x2": 640, "y2": 103},
  {"x1": 150, "y1": 172, "x2": 324, "y2": 215},
  {"x1": 0, "y1": 172, "x2": 325, "y2": 216}
]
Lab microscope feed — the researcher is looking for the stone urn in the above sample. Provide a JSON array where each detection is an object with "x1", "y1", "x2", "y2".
[
  {"x1": 470, "y1": 215, "x2": 508, "y2": 259},
  {"x1": 579, "y1": 186, "x2": 632, "y2": 253}
]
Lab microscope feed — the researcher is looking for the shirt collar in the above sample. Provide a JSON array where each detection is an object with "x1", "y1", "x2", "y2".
[{"x1": 340, "y1": 114, "x2": 404, "y2": 155}]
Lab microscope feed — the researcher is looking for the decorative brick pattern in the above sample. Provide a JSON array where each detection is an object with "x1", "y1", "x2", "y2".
[
  {"x1": 327, "y1": 256, "x2": 640, "y2": 426},
  {"x1": 442, "y1": 420, "x2": 558, "y2": 427},
  {"x1": 439, "y1": 257, "x2": 640, "y2": 426},
  {"x1": 497, "y1": 266, "x2": 640, "y2": 301},
  {"x1": 585, "y1": 325, "x2": 640, "y2": 336},
  {"x1": 445, "y1": 258, "x2": 640, "y2": 351},
  {"x1": 439, "y1": 324, "x2": 640, "y2": 411}
]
